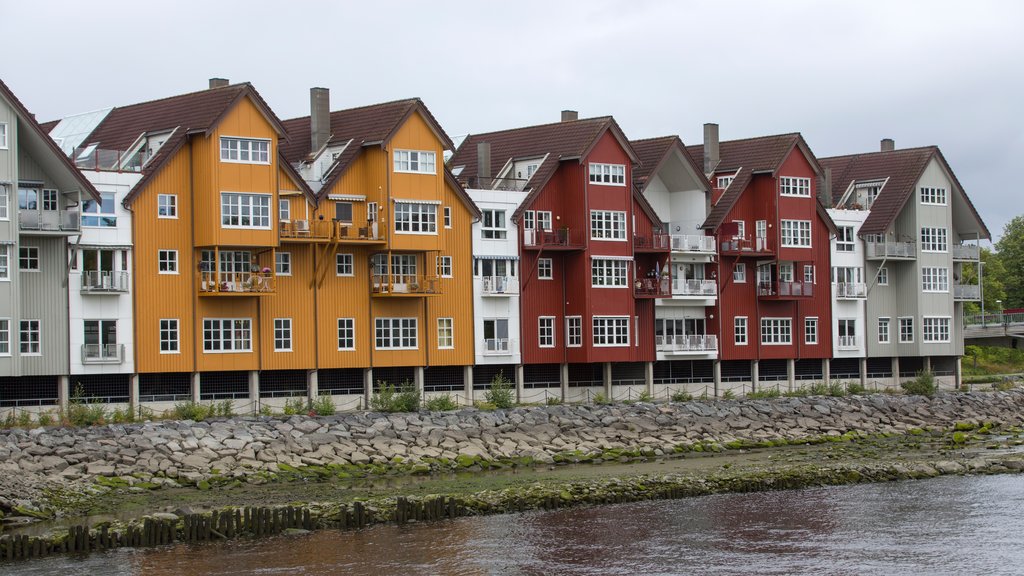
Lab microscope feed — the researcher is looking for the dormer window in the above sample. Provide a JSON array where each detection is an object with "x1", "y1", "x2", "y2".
[{"x1": 717, "y1": 176, "x2": 734, "y2": 189}]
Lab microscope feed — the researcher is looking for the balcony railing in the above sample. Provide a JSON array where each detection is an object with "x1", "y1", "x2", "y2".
[
  {"x1": 633, "y1": 234, "x2": 669, "y2": 251},
  {"x1": 954, "y1": 284, "x2": 981, "y2": 301},
  {"x1": 671, "y1": 234, "x2": 716, "y2": 254},
  {"x1": 81, "y1": 271, "x2": 130, "y2": 293},
  {"x1": 372, "y1": 275, "x2": 440, "y2": 296},
  {"x1": 199, "y1": 271, "x2": 275, "y2": 295},
  {"x1": 461, "y1": 175, "x2": 530, "y2": 192},
  {"x1": 758, "y1": 281, "x2": 814, "y2": 298},
  {"x1": 19, "y1": 209, "x2": 81, "y2": 233},
  {"x1": 655, "y1": 334, "x2": 718, "y2": 353},
  {"x1": 482, "y1": 338, "x2": 516, "y2": 355},
  {"x1": 523, "y1": 228, "x2": 585, "y2": 250},
  {"x1": 481, "y1": 276, "x2": 518, "y2": 296},
  {"x1": 952, "y1": 244, "x2": 981, "y2": 261},
  {"x1": 634, "y1": 277, "x2": 671, "y2": 297},
  {"x1": 837, "y1": 335, "x2": 859, "y2": 350},
  {"x1": 865, "y1": 241, "x2": 915, "y2": 259},
  {"x1": 81, "y1": 343, "x2": 125, "y2": 364},
  {"x1": 280, "y1": 219, "x2": 334, "y2": 241},
  {"x1": 834, "y1": 282, "x2": 866, "y2": 299},
  {"x1": 279, "y1": 219, "x2": 386, "y2": 242},
  {"x1": 73, "y1": 147, "x2": 146, "y2": 172},
  {"x1": 672, "y1": 278, "x2": 717, "y2": 297},
  {"x1": 720, "y1": 237, "x2": 771, "y2": 254}
]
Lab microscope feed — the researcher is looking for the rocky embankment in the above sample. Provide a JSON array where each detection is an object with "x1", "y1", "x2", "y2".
[{"x1": 2, "y1": 390, "x2": 1023, "y2": 514}]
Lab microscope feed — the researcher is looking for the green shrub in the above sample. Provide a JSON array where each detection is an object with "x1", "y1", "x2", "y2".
[
  {"x1": 370, "y1": 380, "x2": 420, "y2": 413},
  {"x1": 485, "y1": 371, "x2": 515, "y2": 409},
  {"x1": 846, "y1": 381, "x2": 866, "y2": 395},
  {"x1": 65, "y1": 385, "x2": 108, "y2": 427},
  {"x1": 670, "y1": 390, "x2": 693, "y2": 402},
  {"x1": 171, "y1": 400, "x2": 213, "y2": 421},
  {"x1": 827, "y1": 381, "x2": 848, "y2": 397},
  {"x1": 593, "y1": 392, "x2": 612, "y2": 405},
  {"x1": 637, "y1": 390, "x2": 653, "y2": 403},
  {"x1": 110, "y1": 406, "x2": 135, "y2": 424},
  {"x1": 311, "y1": 394, "x2": 336, "y2": 416},
  {"x1": 545, "y1": 396, "x2": 563, "y2": 406},
  {"x1": 425, "y1": 394, "x2": 458, "y2": 411},
  {"x1": 901, "y1": 370, "x2": 937, "y2": 397},
  {"x1": 37, "y1": 410, "x2": 54, "y2": 427},
  {"x1": 259, "y1": 404, "x2": 273, "y2": 417},
  {"x1": 808, "y1": 381, "x2": 829, "y2": 396},
  {"x1": 746, "y1": 387, "x2": 780, "y2": 399},
  {"x1": 721, "y1": 389, "x2": 736, "y2": 400},
  {"x1": 136, "y1": 405, "x2": 154, "y2": 422},
  {"x1": 783, "y1": 386, "x2": 810, "y2": 398},
  {"x1": 215, "y1": 399, "x2": 234, "y2": 417},
  {"x1": 283, "y1": 397, "x2": 307, "y2": 416}
]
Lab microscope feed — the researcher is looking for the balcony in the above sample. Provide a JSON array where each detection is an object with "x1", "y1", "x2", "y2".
[
  {"x1": 656, "y1": 334, "x2": 718, "y2": 355},
  {"x1": 482, "y1": 338, "x2": 516, "y2": 356},
  {"x1": 834, "y1": 282, "x2": 866, "y2": 299},
  {"x1": 73, "y1": 147, "x2": 145, "y2": 172},
  {"x1": 837, "y1": 336, "x2": 859, "y2": 351},
  {"x1": 481, "y1": 276, "x2": 518, "y2": 296},
  {"x1": 523, "y1": 228, "x2": 585, "y2": 251},
  {"x1": 280, "y1": 219, "x2": 334, "y2": 243},
  {"x1": 81, "y1": 271, "x2": 130, "y2": 294},
  {"x1": 719, "y1": 237, "x2": 772, "y2": 256},
  {"x1": 634, "y1": 277, "x2": 671, "y2": 298},
  {"x1": 19, "y1": 209, "x2": 81, "y2": 234},
  {"x1": 81, "y1": 343, "x2": 125, "y2": 364},
  {"x1": 461, "y1": 175, "x2": 529, "y2": 192},
  {"x1": 335, "y1": 221, "x2": 386, "y2": 244},
  {"x1": 372, "y1": 274, "x2": 440, "y2": 297},
  {"x1": 671, "y1": 234, "x2": 716, "y2": 255},
  {"x1": 633, "y1": 234, "x2": 669, "y2": 252},
  {"x1": 954, "y1": 284, "x2": 981, "y2": 301},
  {"x1": 672, "y1": 278, "x2": 718, "y2": 298},
  {"x1": 758, "y1": 280, "x2": 814, "y2": 299},
  {"x1": 952, "y1": 244, "x2": 981, "y2": 261},
  {"x1": 865, "y1": 241, "x2": 915, "y2": 260},
  {"x1": 199, "y1": 271, "x2": 275, "y2": 296}
]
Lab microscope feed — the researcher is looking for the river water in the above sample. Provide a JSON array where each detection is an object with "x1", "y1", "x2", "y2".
[{"x1": 9, "y1": 474, "x2": 1024, "y2": 575}]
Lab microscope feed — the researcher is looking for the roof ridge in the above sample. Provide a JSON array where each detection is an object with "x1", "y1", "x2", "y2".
[
  {"x1": 465, "y1": 115, "x2": 613, "y2": 140},
  {"x1": 820, "y1": 145, "x2": 939, "y2": 161},
  {"x1": 281, "y1": 97, "x2": 421, "y2": 123},
  {"x1": 629, "y1": 135, "x2": 678, "y2": 144},
  {"x1": 718, "y1": 132, "x2": 800, "y2": 146},
  {"x1": 100, "y1": 82, "x2": 249, "y2": 115}
]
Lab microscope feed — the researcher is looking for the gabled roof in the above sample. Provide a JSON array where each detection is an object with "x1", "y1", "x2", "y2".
[
  {"x1": 631, "y1": 135, "x2": 713, "y2": 193},
  {"x1": 280, "y1": 98, "x2": 454, "y2": 203},
  {"x1": 820, "y1": 146, "x2": 990, "y2": 239},
  {"x1": 450, "y1": 116, "x2": 639, "y2": 221},
  {"x1": 0, "y1": 78, "x2": 100, "y2": 201},
  {"x1": 75, "y1": 82, "x2": 286, "y2": 206},
  {"x1": 277, "y1": 152, "x2": 318, "y2": 206}
]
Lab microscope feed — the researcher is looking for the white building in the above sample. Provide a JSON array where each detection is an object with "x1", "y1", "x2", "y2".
[{"x1": 827, "y1": 208, "x2": 868, "y2": 359}]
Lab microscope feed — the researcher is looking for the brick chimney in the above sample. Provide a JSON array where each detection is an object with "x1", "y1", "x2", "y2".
[
  {"x1": 310, "y1": 87, "x2": 331, "y2": 153},
  {"x1": 209, "y1": 78, "x2": 229, "y2": 89},
  {"x1": 703, "y1": 123, "x2": 720, "y2": 174},
  {"x1": 561, "y1": 110, "x2": 578, "y2": 122},
  {"x1": 881, "y1": 138, "x2": 895, "y2": 152},
  {"x1": 477, "y1": 142, "x2": 491, "y2": 184}
]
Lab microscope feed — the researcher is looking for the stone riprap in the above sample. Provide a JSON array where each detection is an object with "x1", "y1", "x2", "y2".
[{"x1": 1, "y1": 390, "x2": 1022, "y2": 514}]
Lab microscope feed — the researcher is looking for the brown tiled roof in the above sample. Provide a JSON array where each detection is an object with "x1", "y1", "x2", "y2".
[
  {"x1": 631, "y1": 135, "x2": 713, "y2": 192},
  {"x1": 0, "y1": 78, "x2": 100, "y2": 201},
  {"x1": 820, "y1": 146, "x2": 990, "y2": 238},
  {"x1": 38, "y1": 119, "x2": 59, "y2": 133},
  {"x1": 703, "y1": 167, "x2": 752, "y2": 230}
]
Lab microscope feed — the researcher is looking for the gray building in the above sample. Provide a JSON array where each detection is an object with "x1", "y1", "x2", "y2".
[{"x1": 0, "y1": 79, "x2": 100, "y2": 407}]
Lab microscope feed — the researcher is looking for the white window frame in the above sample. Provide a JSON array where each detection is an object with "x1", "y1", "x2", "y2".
[
  {"x1": 760, "y1": 317, "x2": 792, "y2": 345},
  {"x1": 921, "y1": 267, "x2": 949, "y2": 293},
  {"x1": 538, "y1": 316, "x2": 555, "y2": 348},
  {"x1": 922, "y1": 316, "x2": 951, "y2": 343},
  {"x1": 590, "y1": 210, "x2": 627, "y2": 240},
  {"x1": 337, "y1": 318, "x2": 355, "y2": 350},
  {"x1": 920, "y1": 187, "x2": 947, "y2": 206},
  {"x1": 781, "y1": 220, "x2": 812, "y2": 248},
  {"x1": 779, "y1": 176, "x2": 811, "y2": 197},
  {"x1": 779, "y1": 263, "x2": 794, "y2": 283},
  {"x1": 836, "y1": 226, "x2": 855, "y2": 252},
  {"x1": 538, "y1": 258, "x2": 553, "y2": 280},
  {"x1": 877, "y1": 266, "x2": 889, "y2": 286},
  {"x1": 593, "y1": 316, "x2": 630, "y2": 347},
  {"x1": 588, "y1": 163, "x2": 626, "y2": 185},
  {"x1": 734, "y1": 317, "x2": 748, "y2": 345},
  {"x1": 394, "y1": 201, "x2": 438, "y2": 234},
  {"x1": 0, "y1": 319, "x2": 10, "y2": 355},
  {"x1": 279, "y1": 198, "x2": 290, "y2": 222},
  {"x1": 273, "y1": 318, "x2": 292, "y2": 352},
  {"x1": 393, "y1": 149, "x2": 437, "y2": 174},
  {"x1": 202, "y1": 318, "x2": 252, "y2": 353},
  {"x1": 436, "y1": 255, "x2": 453, "y2": 278},
  {"x1": 566, "y1": 316, "x2": 582, "y2": 348},
  {"x1": 591, "y1": 258, "x2": 628, "y2": 287},
  {"x1": 0, "y1": 123, "x2": 7, "y2": 149},
  {"x1": 219, "y1": 136, "x2": 270, "y2": 164},
  {"x1": 733, "y1": 263, "x2": 746, "y2": 283},
  {"x1": 0, "y1": 185, "x2": 8, "y2": 221},
  {"x1": 158, "y1": 194, "x2": 177, "y2": 219},
  {"x1": 276, "y1": 252, "x2": 291, "y2": 276},
  {"x1": 82, "y1": 192, "x2": 117, "y2": 227},
  {"x1": 0, "y1": 245, "x2": 10, "y2": 281},
  {"x1": 19, "y1": 319, "x2": 41, "y2": 356},
  {"x1": 336, "y1": 253, "x2": 354, "y2": 277},
  {"x1": 221, "y1": 192, "x2": 272, "y2": 229},
  {"x1": 536, "y1": 211, "x2": 553, "y2": 231},
  {"x1": 375, "y1": 317, "x2": 418, "y2": 350},
  {"x1": 899, "y1": 317, "x2": 914, "y2": 343},
  {"x1": 158, "y1": 249, "x2": 178, "y2": 274},
  {"x1": 159, "y1": 319, "x2": 179, "y2": 354},
  {"x1": 804, "y1": 317, "x2": 818, "y2": 345},
  {"x1": 444, "y1": 206, "x2": 452, "y2": 228},
  {"x1": 920, "y1": 227, "x2": 948, "y2": 253},
  {"x1": 717, "y1": 176, "x2": 734, "y2": 189},
  {"x1": 804, "y1": 264, "x2": 815, "y2": 284},
  {"x1": 878, "y1": 317, "x2": 891, "y2": 344},
  {"x1": 437, "y1": 318, "x2": 454, "y2": 349},
  {"x1": 19, "y1": 246, "x2": 39, "y2": 272},
  {"x1": 481, "y1": 209, "x2": 506, "y2": 239}
]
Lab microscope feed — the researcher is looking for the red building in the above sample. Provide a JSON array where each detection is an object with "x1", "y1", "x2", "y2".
[{"x1": 687, "y1": 126, "x2": 836, "y2": 382}]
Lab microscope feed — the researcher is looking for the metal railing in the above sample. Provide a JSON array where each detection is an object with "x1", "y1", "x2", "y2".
[
  {"x1": 635, "y1": 277, "x2": 671, "y2": 297},
  {"x1": 280, "y1": 219, "x2": 333, "y2": 240},
  {"x1": 866, "y1": 241, "x2": 915, "y2": 259},
  {"x1": 954, "y1": 284, "x2": 981, "y2": 300},
  {"x1": 671, "y1": 234, "x2": 716, "y2": 253},
  {"x1": 833, "y1": 282, "x2": 866, "y2": 299},
  {"x1": 655, "y1": 334, "x2": 718, "y2": 353},
  {"x1": 461, "y1": 175, "x2": 530, "y2": 192},
  {"x1": 81, "y1": 271, "x2": 130, "y2": 293},
  {"x1": 81, "y1": 343, "x2": 125, "y2": 364},
  {"x1": 965, "y1": 313, "x2": 1024, "y2": 327},
  {"x1": 633, "y1": 234, "x2": 669, "y2": 250},
  {"x1": 73, "y1": 147, "x2": 146, "y2": 172},
  {"x1": 371, "y1": 275, "x2": 440, "y2": 295},
  {"x1": 481, "y1": 275, "x2": 518, "y2": 295},
  {"x1": 482, "y1": 338, "x2": 516, "y2": 355},
  {"x1": 199, "y1": 271, "x2": 275, "y2": 294},
  {"x1": 672, "y1": 278, "x2": 717, "y2": 296},
  {"x1": 837, "y1": 335, "x2": 859, "y2": 350},
  {"x1": 19, "y1": 209, "x2": 81, "y2": 232},
  {"x1": 720, "y1": 236, "x2": 770, "y2": 253},
  {"x1": 952, "y1": 244, "x2": 981, "y2": 260},
  {"x1": 523, "y1": 228, "x2": 585, "y2": 249},
  {"x1": 758, "y1": 280, "x2": 813, "y2": 297}
]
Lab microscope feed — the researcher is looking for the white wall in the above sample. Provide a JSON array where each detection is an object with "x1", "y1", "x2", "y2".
[{"x1": 828, "y1": 208, "x2": 868, "y2": 358}]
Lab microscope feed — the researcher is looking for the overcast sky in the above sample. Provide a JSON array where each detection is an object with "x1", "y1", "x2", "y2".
[{"x1": 3, "y1": 0, "x2": 1021, "y2": 241}]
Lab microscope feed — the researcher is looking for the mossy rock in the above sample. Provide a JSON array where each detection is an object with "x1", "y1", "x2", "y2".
[
  {"x1": 196, "y1": 480, "x2": 212, "y2": 491},
  {"x1": 953, "y1": 422, "x2": 977, "y2": 431},
  {"x1": 134, "y1": 482, "x2": 161, "y2": 490},
  {"x1": 13, "y1": 505, "x2": 53, "y2": 520},
  {"x1": 455, "y1": 454, "x2": 479, "y2": 468},
  {"x1": 95, "y1": 476, "x2": 130, "y2": 488}
]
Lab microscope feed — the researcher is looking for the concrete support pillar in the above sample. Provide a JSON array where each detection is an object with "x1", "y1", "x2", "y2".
[
  {"x1": 307, "y1": 369, "x2": 319, "y2": 399},
  {"x1": 57, "y1": 375, "x2": 70, "y2": 414},
  {"x1": 892, "y1": 357, "x2": 900, "y2": 387},
  {"x1": 713, "y1": 360, "x2": 722, "y2": 398},
  {"x1": 603, "y1": 362, "x2": 613, "y2": 399},
  {"x1": 191, "y1": 372, "x2": 201, "y2": 403},
  {"x1": 515, "y1": 364, "x2": 525, "y2": 404},
  {"x1": 560, "y1": 363, "x2": 569, "y2": 402},
  {"x1": 463, "y1": 365, "x2": 474, "y2": 406},
  {"x1": 363, "y1": 368, "x2": 374, "y2": 410},
  {"x1": 248, "y1": 371, "x2": 260, "y2": 415},
  {"x1": 414, "y1": 366, "x2": 425, "y2": 398},
  {"x1": 129, "y1": 373, "x2": 140, "y2": 412},
  {"x1": 954, "y1": 356, "x2": 963, "y2": 390},
  {"x1": 644, "y1": 362, "x2": 654, "y2": 397},
  {"x1": 750, "y1": 360, "x2": 759, "y2": 393},
  {"x1": 859, "y1": 357, "x2": 868, "y2": 390},
  {"x1": 924, "y1": 356, "x2": 932, "y2": 374},
  {"x1": 822, "y1": 358, "x2": 831, "y2": 385},
  {"x1": 786, "y1": 359, "x2": 796, "y2": 392}
]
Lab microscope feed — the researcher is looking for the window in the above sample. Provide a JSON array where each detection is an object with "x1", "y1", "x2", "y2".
[
  {"x1": 437, "y1": 318, "x2": 454, "y2": 349},
  {"x1": 779, "y1": 263, "x2": 794, "y2": 283},
  {"x1": 475, "y1": 258, "x2": 516, "y2": 278},
  {"x1": 538, "y1": 258, "x2": 553, "y2": 280},
  {"x1": 538, "y1": 317, "x2": 555, "y2": 347},
  {"x1": 337, "y1": 318, "x2": 355, "y2": 350},
  {"x1": 878, "y1": 317, "x2": 891, "y2": 344},
  {"x1": 276, "y1": 252, "x2": 291, "y2": 276},
  {"x1": 367, "y1": 202, "x2": 378, "y2": 223},
  {"x1": 781, "y1": 220, "x2": 812, "y2": 247},
  {"x1": 779, "y1": 176, "x2": 811, "y2": 197},
  {"x1": 201, "y1": 250, "x2": 252, "y2": 276},
  {"x1": 0, "y1": 319, "x2": 8, "y2": 355},
  {"x1": 41, "y1": 189, "x2": 58, "y2": 212},
  {"x1": 921, "y1": 267, "x2": 949, "y2": 292},
  {"x1": 878, "y1": 266, "x2": 889, "y2": 286},
  {"x1": 334, "y1": 202, "x2": 352, "y2": 223},
  {"x1": 279, "y1": 199, "x2": 290, "y2": 222},
  {"x1": 158, "y1": 194, "x2": 177, "y2": 218},
  {"x1": 588, "y1": 163, "x2": 626, "y2": 185},
  {"x1": 590, "y1": 210, "x2": 627, "y2": 240},
  {"x1": 838, "y1": 319, "x2": 857, "y2": 348},
  {"x1": 0, "y1": 185, "x2": 7, "y2": 220},
  {"x1": 394, "y1": 201, "x2": 437, "y2": 234},
  {"x1": 755, "y1": 220, "x2": 767, "y2": 241},
  {"x1": 272, "y1": 318, "x2": 292, "y2": 351},
  {"x1": 593, "y1": 316, "x2": 630, "y2": 346},
  {"x1": 19, "y1": 246, "x2": 39, "y2": 271},
  {"x1": 220, "y1": 137, "x2": 270, "y2": 164},
  {"x1": 444, "y1": 206, "x2": 452, "y2": 228},
  {"x1": 733, "y1": 263, "x2": 746, "y2": 283},
  {"x1": 372, "y1": 253, "x2": 418, "y2": 284},
  {"x1": 436, "y1": 255, "x2": 453, "y2": 278},
  {"x1": 375, "y1": 317, "x2": 418, "y2": 349},
  {"x1": 19, "y1": 188, "x2": 37, "y2": 211},
  {"x1": 336, "y1": 253, "x2": 353, "y2": 276},
  {"x1": 923, "y1": 317, "x2": 951, "y2": 343},
  {"x1": 221, "y1": 193, "x2": 271, "y2": 228},
  {"x1": 899, "y1": 317, "x2": 914, "y2": 343},
  {"x1": 394, "y1": 149, "x2": 436, "y2": 174},
  {"x1": 760, "y1": 318, "x2": 792, "y2": 345},
  {"x1": 536, "y1": 211, "x2": 553, "y2": 231},
  {"x1": 523, "y1": 210, "x2": 535, "y2": 230},
  {"x1": 836, "y1": 226, "x2": 855, "y2": 252},
  {"x1": 202, "y1": 318, "x2": 252, "y2": 352},
  {"x1": 483, "y1": 318, "x2": 509, "y2": 352},
  {"x1": 920, "y1": 187, "x2": 947, "y2": 205},
  {"x1": 734, "y1": 317, "x2": 748, "y2": 345},
  {"x1": 0, "y1": 246, "x2": 9, "y2": 280},
  {"x1": 732, "y1": 220, "x2": 746, "y2": 239},
  {"x1": 0, "y1": 123, "x2": 6, "y2": 149},
  {"x1": 591, "y1": 258, "x2": 628, "y2": 287},
  {"x1": 567, "y1": 316, "x2": 582, "y2": 347},
  {"x1": 159, "y1": 319, "x2": 179, "y2": 353},
  {"x1": 717, "y1": 176, "x2": 734, "y2": 189},
  {"x1": 482, "y1": 210, "x2": 506, "y2": 239},
  {"x1": 82, "y1": 192, "x2": 117, "y2": 227},
  {"x1": 805, "y1": 317, "x2": 818, "y2": 345},
  {"x1": 158, "y1": 250, "x2": 178, "y2": 274},
  {"x1": 804, "y1": 265, "x2": 815, "y2": 284},
  {"x1": 920, "y1": 227, "x2": 948, "y2": 252},
  {"x1": 19, "y1": 320, "x2": 40, "y2": 355}
]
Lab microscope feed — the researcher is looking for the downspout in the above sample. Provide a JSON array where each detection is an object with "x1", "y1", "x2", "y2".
[{"x1": 189, "y1": 140, "x2": 199, "y2": 374}]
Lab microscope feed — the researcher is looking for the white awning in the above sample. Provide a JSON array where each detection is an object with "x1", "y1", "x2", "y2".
[
  {"x1": 327, "y1": 194, "x2": 366, "y2": 202},
  {"x1": 590, "y1": 255, "x2": 634, "y2": 261},
  {"x1": 475, "y1": 255, "x2": 519, "y2": 261},
  {"x1": 393, "y1": 198, "x2": 441, "y2": 205},
  {"x1": 76, "y1": 244, "x2": 133, "y2": 250}
]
